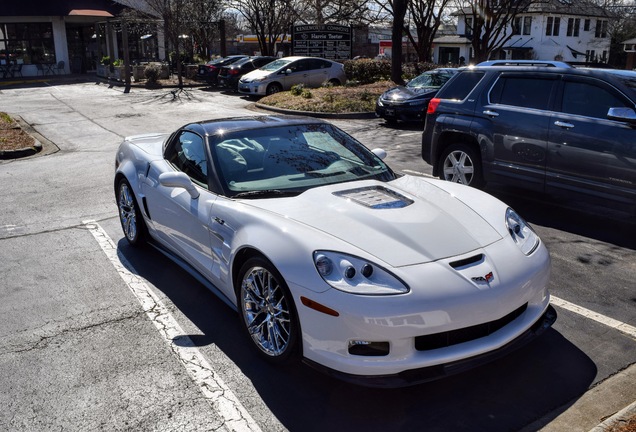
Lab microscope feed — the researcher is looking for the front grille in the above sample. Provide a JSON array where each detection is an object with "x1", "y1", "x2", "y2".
[{"x1": 414, "y1": 303, "x2": 528, "y2": 351}]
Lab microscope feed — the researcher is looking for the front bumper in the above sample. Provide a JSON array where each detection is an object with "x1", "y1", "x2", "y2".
[
  {"x1": 238, "y1": 82, "x2": 266, "y2": 96},
  {"x1": 304, "y1": 304, "x2": 556, "y2": 388},
  {"x1": 376, "y1": 102, "x2": 426, "y2": 122}
]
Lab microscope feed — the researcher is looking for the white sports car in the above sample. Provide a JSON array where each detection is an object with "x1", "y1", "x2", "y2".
[{"x1": 114, "y1": 115, "x2": 556, "y2": 387}]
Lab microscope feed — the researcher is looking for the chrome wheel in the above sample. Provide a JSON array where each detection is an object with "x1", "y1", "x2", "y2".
[
  {"x1": 440, "y1": 144, "x2": 484, "y2": 188},
  {"x1": 443, "y1": 150, "x2": 475, "y2": 184},
  {"x1": 239, "y1": 262, "x2": 295, "y2": 359},
  {"x1": 117, "y1": 180, "x2": 145, "y2": 245}
]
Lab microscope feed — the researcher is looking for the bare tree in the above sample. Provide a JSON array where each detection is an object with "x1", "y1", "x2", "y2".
[
  {"x1": 391, "y1": 0, "x2": 408, "y2": 84},
  {"x1": 405, "y1": 0, "x2": 453, "y2": 62},
  {"x1": 230, "y1": 0, "x2": 298, "y2": 56},
  {"x1": 455, "y1": 0, "x2": 532, "y2": 62},
  {"x1": 188, "y1": 0, "x2": 224, "y2": 60},
  {"x1": 297, "y1": 0, "x2": 373, "y2": 25}
]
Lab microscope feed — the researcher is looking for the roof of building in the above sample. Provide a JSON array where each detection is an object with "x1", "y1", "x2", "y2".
[
  {"x1": 433, "y1": 35, "x2": 471, "y2": 44},
  {"x1": 454, "y1": 0, "x2": 611, "y2": 18},
  {"x1": 3, "y1": 0, "x2": 125, "y2": 17}
]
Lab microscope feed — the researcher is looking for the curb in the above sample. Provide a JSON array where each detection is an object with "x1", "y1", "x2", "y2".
[
  {"x1": 254, "y1": 102, "x2": 375, "y2": 119},
  {"x1": 0, "y1": 115, "x2": 59, "y2": 160},
  {"x1": 590, "y1": 401, "x2": 636, "y2": 432}
]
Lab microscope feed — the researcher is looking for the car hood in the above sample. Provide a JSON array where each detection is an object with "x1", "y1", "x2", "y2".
[
  {"x1": 380, "y1": 86, "x2": 438, "y2": 102},
  {"x1": 245, "y1": 177, "x2": 502, "y2": 267},
  {"x1": 240, "y1": 69, "x2": 273, "y2": 82}
]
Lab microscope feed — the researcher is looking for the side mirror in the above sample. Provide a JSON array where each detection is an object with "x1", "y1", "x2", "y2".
[
  {"x1": 159, "y1": 172, "x2": 200, "y2": 199},
  {"x1": 371, "y1": 148, "x2": 387, "y2": 160},
  {"x1": 284, "y1": 68, "x2": 293, "y2": 75},
  {"x1": 607, "y1": 107, "x2": 636, "y2": 125}
]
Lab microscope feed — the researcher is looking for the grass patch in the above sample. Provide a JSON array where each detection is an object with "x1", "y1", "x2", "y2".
[{"x1": 259, "y1": 81, "x2": 393, "y2": 113}]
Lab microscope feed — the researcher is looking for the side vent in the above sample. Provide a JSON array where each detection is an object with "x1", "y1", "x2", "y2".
[{"x1": 142, "y1": 197, "x2": 151, "y2": 220}]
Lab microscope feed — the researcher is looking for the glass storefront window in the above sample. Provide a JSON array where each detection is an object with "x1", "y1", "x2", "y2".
[{"x1": 0, "y1": 22, "x2": 55, "y2": 65}]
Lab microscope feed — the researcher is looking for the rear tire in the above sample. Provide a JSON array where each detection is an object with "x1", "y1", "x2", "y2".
[{"x1": 438, "y1": 143, "x2": 485, "y2": 188}]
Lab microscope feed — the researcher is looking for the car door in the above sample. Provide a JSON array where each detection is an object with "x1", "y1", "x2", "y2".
[
  {"x1": 307, "y1": 59, "x2": 332, "y2": 87},
  {"x1": 142, "y1": 130, "x2": 220, "y2": 283},
  {"x1": 280, "y1": 59, "x2": 314, "y2": 89},
  {"x1": 547, "y1": 76, "x2": 636, "y2": 204},
  {"x1": 482, "y1": 72, "x2": 558, "y2": 190}
]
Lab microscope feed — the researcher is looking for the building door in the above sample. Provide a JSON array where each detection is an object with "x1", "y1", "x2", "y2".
[
  {"x1": 438, "y1": 47, "x2": 459, "y2": 65},
  {"x1": 66, "y1": 23, "x2": 98, "y2": 73}
]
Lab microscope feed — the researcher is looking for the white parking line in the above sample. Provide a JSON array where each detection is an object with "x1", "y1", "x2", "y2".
[
  {"x1": 84, "y1": 221, "x2": 262, "y2": 432},
  {"x1": 551, "y1": 296, "x2": 636, "y2": 340},
  {"x1": 402, "y1": 169, "x2": 435, "y2": 178},
  {"x1": 397, "y1": 132, "x2": 421, "y2": 137}
]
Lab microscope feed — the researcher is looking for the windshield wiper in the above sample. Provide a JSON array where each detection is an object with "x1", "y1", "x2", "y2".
[{"x1": 233, "y1": 189, "x2": 301, "y2": 198}]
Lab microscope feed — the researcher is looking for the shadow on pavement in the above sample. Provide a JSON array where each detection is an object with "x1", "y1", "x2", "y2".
[{"x1": 117, "y1": 238, "x2": 596, "y2": 432}]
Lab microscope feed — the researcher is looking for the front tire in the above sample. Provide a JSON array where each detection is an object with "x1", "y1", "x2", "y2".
[
  {"x1": 438, "y1": 143, "x2": 484, "y2": 188},
  {"x1": 266, "y1": 83, "x2": 283, "y2": 95},
  {"x1": 116, "y1": 178, "x2": 147, "y2": 246},
  {"x1": 237, "y1": 257, "x2": 300, "y2": 364}
]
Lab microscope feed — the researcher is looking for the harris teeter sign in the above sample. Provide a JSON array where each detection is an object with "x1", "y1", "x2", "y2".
[{"x1": 292, "y1": 24, "x2": 352, "y2": 60}]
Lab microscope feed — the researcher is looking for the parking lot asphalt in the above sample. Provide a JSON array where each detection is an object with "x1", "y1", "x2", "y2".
[{"x1": 1, "y1": 73, "x2": 634, "y2": 431}]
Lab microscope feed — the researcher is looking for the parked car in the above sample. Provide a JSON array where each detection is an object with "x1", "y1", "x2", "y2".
[
  {"x1": 422, "y1": 65, "x2": 636, "y2": 210},
  {"x1": 376, "y1": 68, "x2": 457, "y2": 123},
  {"x1": 238, "y1": 56, "x2": 346, "y2": 96},
  {"x1": 115, "y1": 115, "x2": 555, "y2": 387},
  {"x1": 218, "y1": 56, "x2": 278, "y2": 91},
  {"x1": 196, "y1": 55, "x2": 248, "y2": 85}
]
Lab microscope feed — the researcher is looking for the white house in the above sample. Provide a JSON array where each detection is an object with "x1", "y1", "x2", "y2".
[{"x1": 433, "y1": 0, "x2": 612, "y2": 65}]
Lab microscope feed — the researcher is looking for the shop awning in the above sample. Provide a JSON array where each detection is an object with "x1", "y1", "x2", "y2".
[{"x1": 69, "y1": 9, "x2": 114, "y2": 17}]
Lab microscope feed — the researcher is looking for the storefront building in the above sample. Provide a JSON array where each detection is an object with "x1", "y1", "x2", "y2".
[{"x1": 1, "y1": 0, "x2": 125, "y2": 77}]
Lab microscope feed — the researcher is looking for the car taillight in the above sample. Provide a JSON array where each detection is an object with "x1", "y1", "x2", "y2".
[
  {"x1": 229, "y1": 69, "x2": 240, "y2": 75},
  {"x1": 207, "y1": 65, "x2": 217, "y2": 71},
  {"x1": 427, "y1": 98, "x2": 441, "y2": 114}
]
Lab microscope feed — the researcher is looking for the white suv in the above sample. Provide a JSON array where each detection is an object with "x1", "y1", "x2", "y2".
[{"x1": 238, "y1": 56, "x2": 346, "y2": 96}]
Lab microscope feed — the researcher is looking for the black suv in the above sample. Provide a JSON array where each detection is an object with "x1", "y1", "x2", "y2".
[{"x1": 422, "y1": 65, "x2": 636, "y2": 209}]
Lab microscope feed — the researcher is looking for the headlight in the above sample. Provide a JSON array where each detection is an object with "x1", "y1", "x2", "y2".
[
  {"x1": 505, "y1": 208, "x2": 540, "y2": 255},
  {"x1": 252, "y1": 76, "x2": 268, "y2": 83},
  {"x1": 377, "y1": 99, "x2": 384, "y2": 106},
  {"x1": 313, "y1": 251, "x2": 409, "y2": 295}
]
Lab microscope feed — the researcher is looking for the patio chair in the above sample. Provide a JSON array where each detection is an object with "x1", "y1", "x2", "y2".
[
  {"x1": 54, "y1": 61, "x2": 65, "y2": 74},
  {"x1": 36, "y1": 63, "x2": 44, "y2": 75},
  {"x1": 11, "y1": 63, "x2": 23, "y2": 77}
]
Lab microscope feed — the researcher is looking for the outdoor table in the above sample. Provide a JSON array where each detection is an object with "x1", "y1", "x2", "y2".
[{"x1": 43, "y1": 63, "x2": 55, "y2": 75}]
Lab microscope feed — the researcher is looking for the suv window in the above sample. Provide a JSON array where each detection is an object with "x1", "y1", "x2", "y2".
[
  {"x1": 489, "y1": 75, "x2": 556, "y2": 110},
  {"x1": 436, "y1": 71, "x2": 485, "y2": 100},
  {"x1": 561, "y1": 79, "x2": 630, "y2": 119},
  {"x1": 165, "y1": 131, "x2": 208, "y2": 186}
]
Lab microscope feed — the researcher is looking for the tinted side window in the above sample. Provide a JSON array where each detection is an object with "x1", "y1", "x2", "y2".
[
  {"x1": 561, "y1": 79, "x2": 630, "y2": 119},
  {"x1": 291, "y1": 59, "x2": 312, "y2": 72},
  {"x1": 165, "y1": 131, "x2": 208, "y2": 186},
  {"x1": 490, "y1": 76, "x2": 555, "y2": 110},
  {"x1": 436, "y1": 71, "x2": 485, "y2": 100}
]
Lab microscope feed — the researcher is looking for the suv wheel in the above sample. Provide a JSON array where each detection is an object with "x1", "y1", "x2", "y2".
[{"x1": 439, "y1": 143, "x2": 484, "y2": 188}]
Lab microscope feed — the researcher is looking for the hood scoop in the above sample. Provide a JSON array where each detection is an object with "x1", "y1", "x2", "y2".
[{"x1": 333, "y1": 186, "x2": 414, "y2": 209}]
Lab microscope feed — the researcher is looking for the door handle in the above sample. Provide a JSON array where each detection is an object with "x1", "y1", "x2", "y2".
[
  {"x1": 483, "y1": 110, "x2": 499, "y2": 117},
  {"x1": 554, "y1": 121, "x2": 574, "y2": 129}
]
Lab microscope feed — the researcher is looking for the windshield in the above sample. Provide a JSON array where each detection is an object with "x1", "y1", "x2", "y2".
[
  {"x1": 209, "y1": 123, "x2": 395, "y2": 197},
  {"x1": 407, "y1": 70, "x2": 455, "y2": 89},
  {"x1": 259, "y1": 59, "x2": 292, "y2": 72}
]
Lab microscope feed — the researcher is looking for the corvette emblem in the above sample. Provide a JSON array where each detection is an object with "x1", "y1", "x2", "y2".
[{"x1": 472, "y1": 272, "x2": 494, "y2": 283}]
